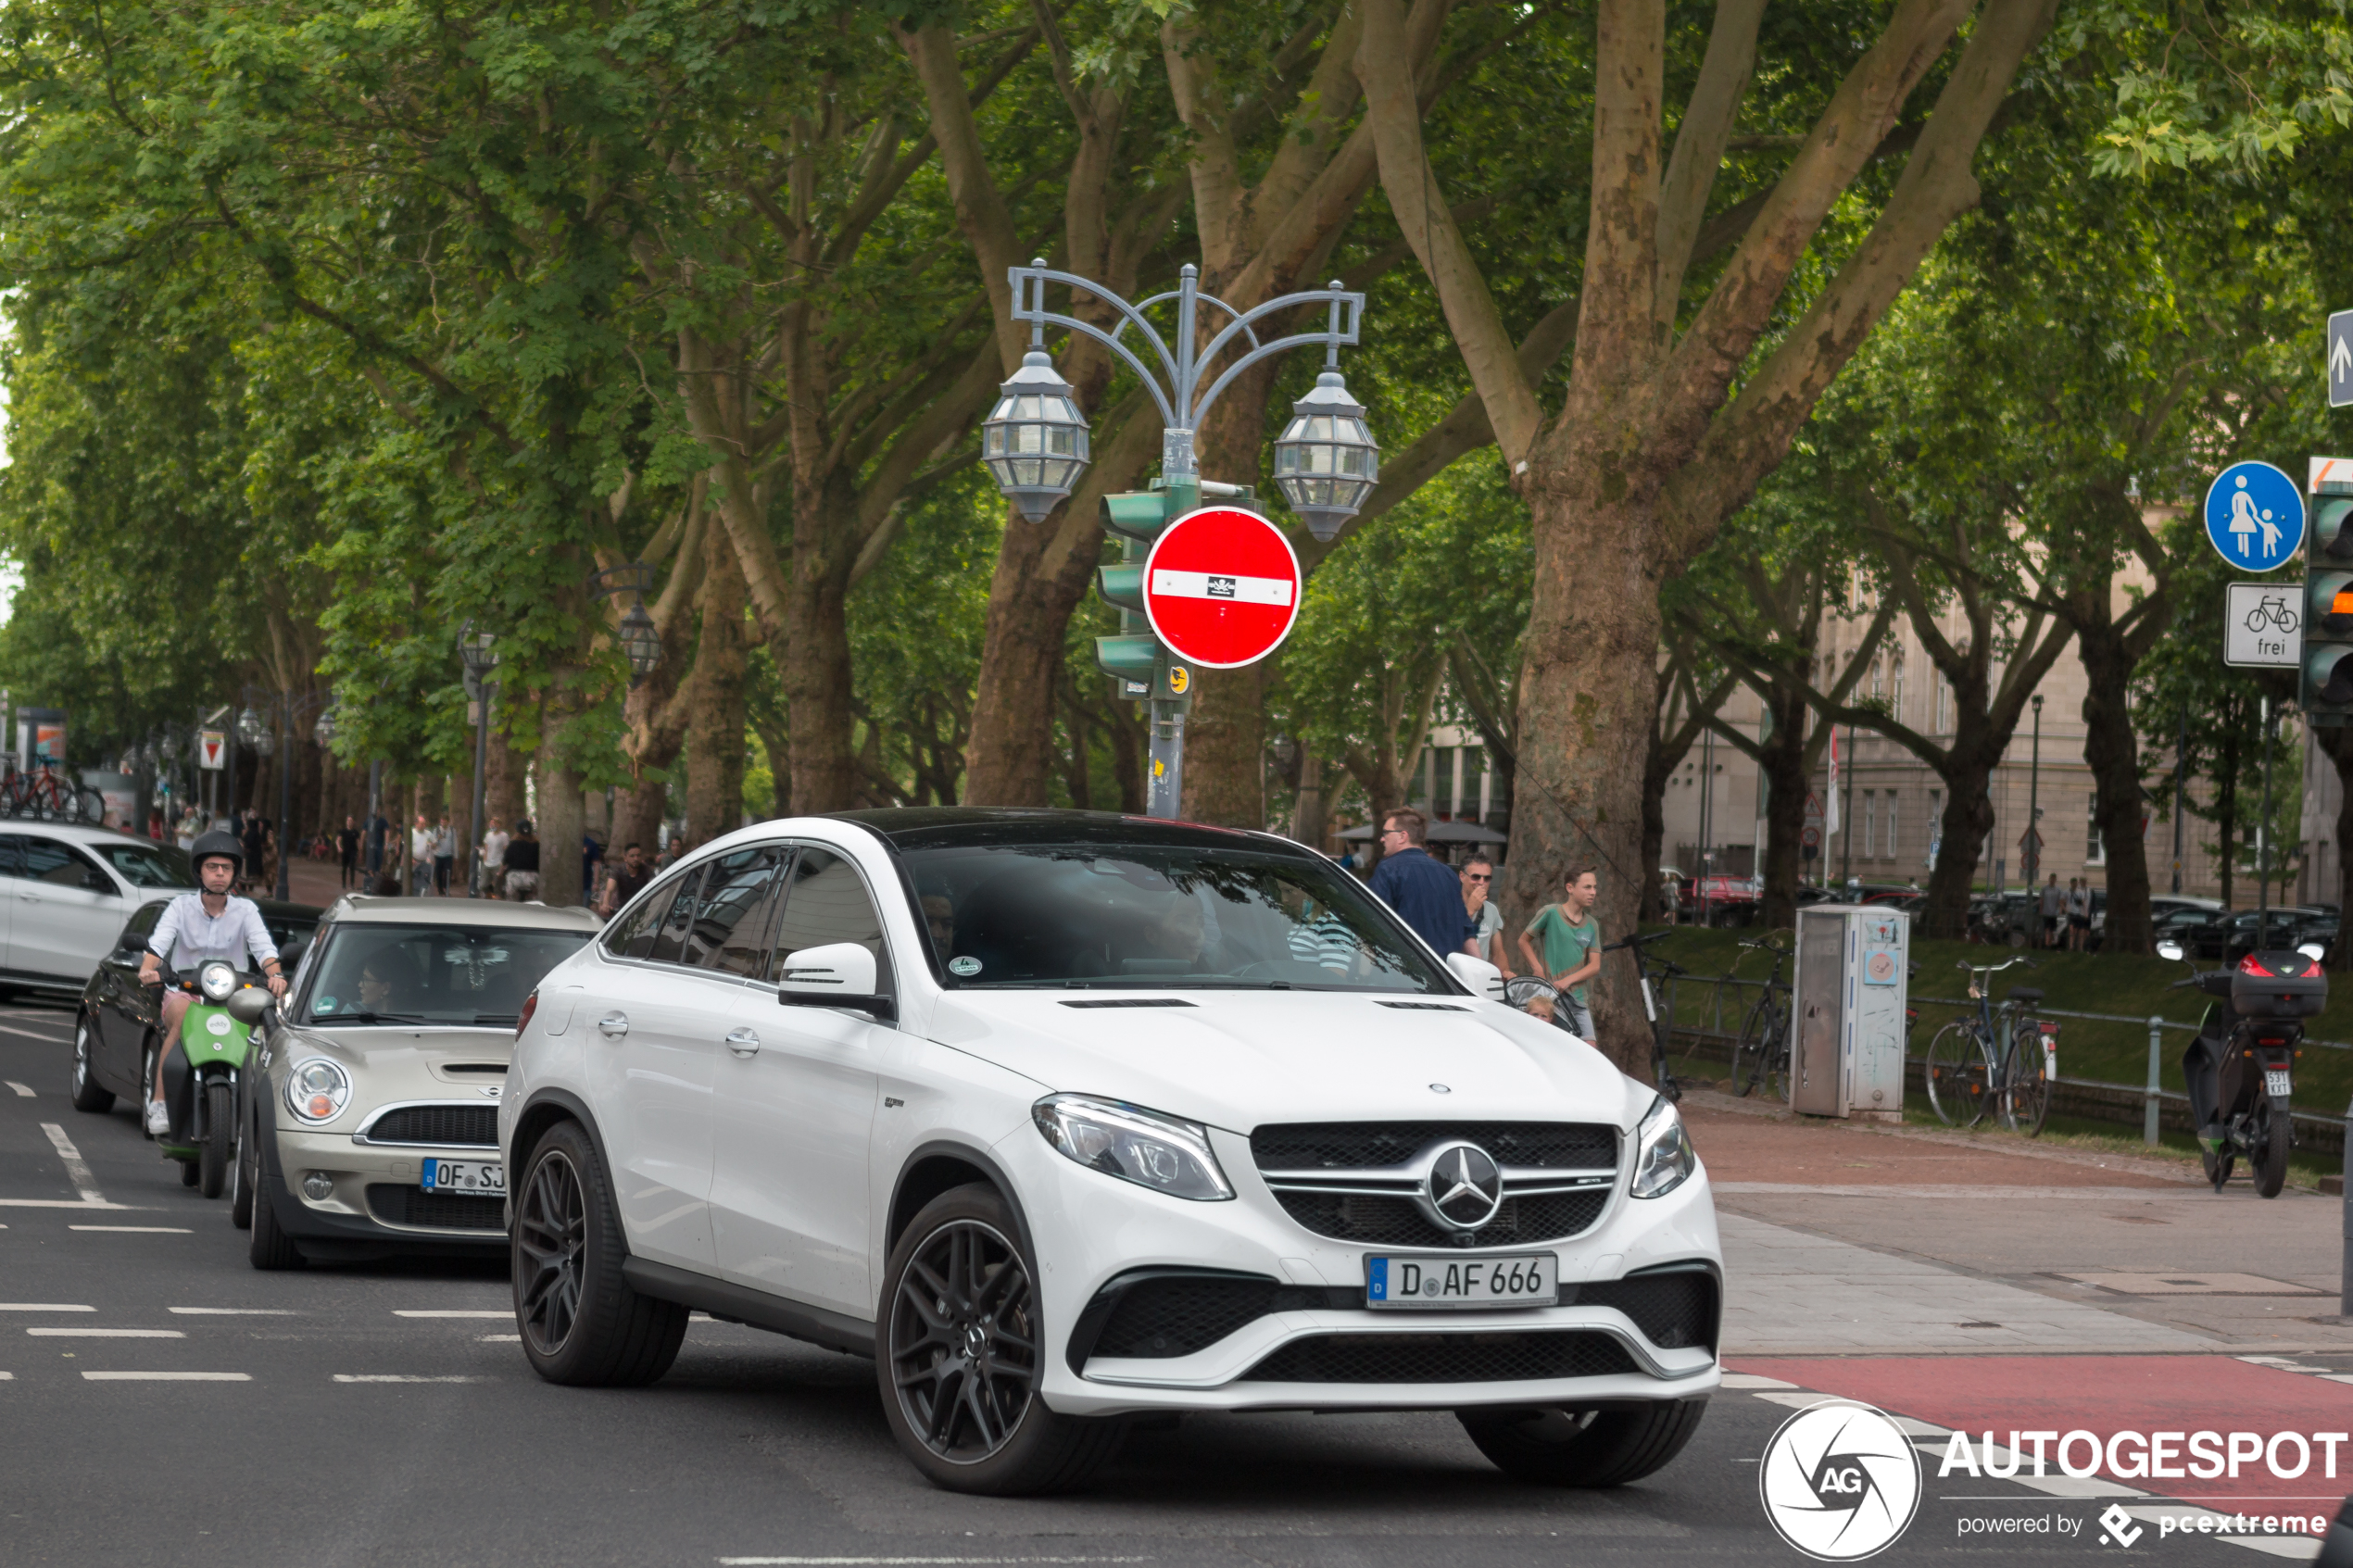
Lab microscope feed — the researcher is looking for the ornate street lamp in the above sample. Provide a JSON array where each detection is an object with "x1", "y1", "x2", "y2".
[
  {"x1": 1272, "y1": 366, "x2": 1381, "y2": 542},
  {"x1": 237, "y1": 706, "x2": 274, "y2": 758},
  {"x1": 981, "y1": 346, "x2": 1091, "y2": 521},
  {"x1": 457, "y1": 621, "x2": 501, "y2": 897},
  {"x1": 617, "y1": 601, "x2": 661, "y2": 684},
  {"x1": 313, "y1": 703, "x2": 340, "y2": 748}
]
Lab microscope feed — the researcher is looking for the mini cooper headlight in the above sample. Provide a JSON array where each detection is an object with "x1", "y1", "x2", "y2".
[
  {"x1": 285, "y1": 1058, "x2": 351, "y2": 1124},
  {"x1": 1033, "y1": 1094, "x2": 1233, "y2": 1201},
  {"x1": 1629, "y1": 1096, "x2": 1696, "y2": 1199},
  {"x1": 198, "y1": 960, "x2": 237, "y2": 1003}
]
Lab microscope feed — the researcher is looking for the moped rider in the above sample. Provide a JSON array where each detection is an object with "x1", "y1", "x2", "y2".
[{"x1": 135, "y1": 830, "x2": 288, "y2": 1136}]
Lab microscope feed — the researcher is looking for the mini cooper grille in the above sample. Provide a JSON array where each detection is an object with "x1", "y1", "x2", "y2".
[
  {"x1": 1580, "y1": 1272, "x2": 1718, "y2": 1353},
  {"x1": 366, "y1": 1185, "x2": 505, "y2": 1232},
  {"x1": 1239, "y1": 1330, "x2": 1638, "y2": 1385},
  {"x1": 363, "y1": 1106, "x2": 500, "y2": 1148},
  {"x1": 1092, "y1": 1276, "x2": 1327, "y2": 1359},
  {"x1": 1251, "y1": 1122, "x2": 1617, "y2": 1172},
  {"x1": 1268, "y1": 1190, "x2": 1607, "y2": 1249}
]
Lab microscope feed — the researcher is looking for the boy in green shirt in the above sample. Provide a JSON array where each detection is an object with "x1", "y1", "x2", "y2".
[{"x1": 1519, "y1": 864, "x2": 1600, "y2": 1040}]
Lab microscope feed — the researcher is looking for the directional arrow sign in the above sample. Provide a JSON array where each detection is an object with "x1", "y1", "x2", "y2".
[
  {"x1": 1140, "y1": 506, "x2": 1304, "y2": 669},
  {"x1": 2332, "y1": 309, "x2": 2353, "y2": 408}
]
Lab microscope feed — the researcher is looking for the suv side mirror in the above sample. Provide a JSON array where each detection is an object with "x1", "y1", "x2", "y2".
[
  {"x1": 1444, "y1": 951, "x2": 1504, "y2": 1000},
  {"x1": 777, "y1": 942, "x2": 895, "y2": 1022}
]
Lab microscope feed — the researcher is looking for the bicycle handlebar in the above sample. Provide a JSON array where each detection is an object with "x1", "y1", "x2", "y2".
[
  {"x1": 1736, "y1": 938, "x2": 1788, "y2": 953},
  {"x1": 1955, "y1": 956, "x2": 2035, "y2": 975}
]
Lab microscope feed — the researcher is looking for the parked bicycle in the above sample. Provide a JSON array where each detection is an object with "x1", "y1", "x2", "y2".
[
  {"x1": 1922, "y1": 957, "x2": 2057, "y2": 1134},
  {"x1": 1729, "y1": 936, "x2": 1793, "y2": 1101},
  {"x1": 0, "y1": 756, "x2": 104, "y2": 823},
  {"x1": 1602, "y1": 930, "x2": 1688, "y2": 1103}
]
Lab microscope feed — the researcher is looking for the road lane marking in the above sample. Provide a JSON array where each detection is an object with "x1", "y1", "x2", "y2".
[
  {"x1": 170, "y1": 1308, "x2": 297, "y2": 1316},
  {"x1": 0, "y1": 1024, "x2": 69, "y2": 1041},
  {"x1": 0, "y1": 1372, "x2": 12, "y2": 1379},
  {"x1": 718, "y1": 1560, "x2": 1153, "y2": 1565},
  {"x1": 333, "y1": 1374, "x2": 488, "y2": 1383},
  {"x1": 477, "y1": 1335, "x2": 520, "y2": 1342},
  {"x1": 82, "y1": 1372, "x2": 249, "y2": 1381},
  {"x1": 5, "y1": 1082, "x2": 31, "y2": 1097},
  {"x1": 37, "y1": 1123, "x2": 103, "y2": 1204},
  {"x1": 28, "y1": 1328, "x2": 183, "y2": 1337},
  {"x1": 0, "y1": 1304, "x2": 94, "y2": 1312},
  {"x1": 69, "y1": 1226, "x2": 190, "y2": 1234},
  {"x1": 0, "y1": 1199, "x2": 134, "y2": 1210},
  {"x1": 391, "y1": 1311, "x2": 509, "y2": 1318}
]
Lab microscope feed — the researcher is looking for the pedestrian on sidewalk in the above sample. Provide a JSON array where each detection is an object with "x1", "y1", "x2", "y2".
[
  {"x1": 1519, "y1": 865, "x2": 1602, "y2": 1041},
  {"x1": 1460, "y1": 853, "x2": 1513, "y2": 977},
  {"x1": 240, "y1": 809, "x2": 268, "y2": 895},
  {"x1": 597, "y1": 842, "x2": 652, "y2": 918},
  {"x1": 503, "y1": 820, "x2": 541, "y2": 902},
  {"x1": 409, "y1": 813, "x2": 434, "y2": 897},
  {"x1": 2038, "y1": 872, "x2": 2064, "y2": 948},
  {"x1": 175, "y1": 807, "x2": 200, "y2": 855},
  {"x1": 431, "y1": 813, "x2": 456, "y2": 896},
  {"x1": 479, "y1": 815, "x2": 509, "y2": 898},
  {"x1": 1367, "y1": 809, "x2": 1473, "y2": 958},
  {"x1": 2067, "y1": 877, "x2": 2091, "y2": 952}
]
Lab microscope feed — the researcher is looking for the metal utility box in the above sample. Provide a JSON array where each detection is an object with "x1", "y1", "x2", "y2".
[{"x1": 1789, "y1": 904, "x2": 1910, "y2": 1121}]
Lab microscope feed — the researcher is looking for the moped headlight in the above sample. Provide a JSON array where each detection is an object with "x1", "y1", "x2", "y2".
[
  {"x1": 1629, "y1": 1096, "x2": 1696, "y2": 1199},
  {"x1": 198, "y1": 960, "x2": 237, "y2": 1003},
  {"x1": 285, "y1": 1058, "x2": 351, "y2": 1124},
  {"x1": 1033, "y1": 1094, "x2": 1233, "y2": 1201}
]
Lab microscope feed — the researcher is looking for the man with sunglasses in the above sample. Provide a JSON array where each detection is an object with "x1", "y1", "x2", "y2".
[{"x1": 1458, "y1": 853, "x2": 1514, "y2": 976}]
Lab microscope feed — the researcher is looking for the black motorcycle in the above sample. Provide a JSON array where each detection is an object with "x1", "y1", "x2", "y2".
[{"x1": 2156, "y1": 939, "x2": 2322, "y2": 1198}]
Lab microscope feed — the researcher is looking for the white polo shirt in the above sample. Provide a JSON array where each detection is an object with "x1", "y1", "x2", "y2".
[{"x1": 148, "y1": 894, "x2": 280, "y2": 971}]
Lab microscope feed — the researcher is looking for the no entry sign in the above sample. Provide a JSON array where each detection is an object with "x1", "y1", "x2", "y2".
[{"x1": 1141, "y1": 506, "x2": 1303, "y2": 669}]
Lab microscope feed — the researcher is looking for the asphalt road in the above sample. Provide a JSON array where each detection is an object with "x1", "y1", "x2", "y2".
[{"x1": 0, "y1": 1000, "x2": 2282, "y2": 1567}]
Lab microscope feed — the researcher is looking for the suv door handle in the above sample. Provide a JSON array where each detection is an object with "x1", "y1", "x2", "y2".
[
  {"x1": 597, "y1": 1012, "x2": 629, "y2": 1038},
  {"x1": 724, "y1": 1027, "x2": 760, "y2": 1058}
]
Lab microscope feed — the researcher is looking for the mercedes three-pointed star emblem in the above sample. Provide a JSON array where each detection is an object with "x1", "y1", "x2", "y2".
[{"x1": 1423, "y1": 1142, "x2": 1504, "y2": 1231}]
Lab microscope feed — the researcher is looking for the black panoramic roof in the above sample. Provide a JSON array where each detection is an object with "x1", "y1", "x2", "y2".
[{"x1": 827, "y1": 807, "x2": 1314, "y2": 859}]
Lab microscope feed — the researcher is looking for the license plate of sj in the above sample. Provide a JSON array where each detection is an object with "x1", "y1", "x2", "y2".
[
  {"x1": 2264, "y1": 1068, "x2": 2293, "y2": 1098},
  {"x1": 1366, "y1": 1253, "x2": 1556, "y2": 1309},
  {"x1": 422, "y1": 1159, "x2": 504, "y2": 1195}
]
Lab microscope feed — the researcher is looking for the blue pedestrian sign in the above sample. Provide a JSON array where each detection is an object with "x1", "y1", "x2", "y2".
[{"x1": 2203, "y1": 461, "x2": 2305, "y2": 571}]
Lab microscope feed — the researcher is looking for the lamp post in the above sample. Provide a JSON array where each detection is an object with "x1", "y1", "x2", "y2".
[
  {"x1": 588, "y1": 564, "x2": 663, "y2": 687},
  {"x1": 2027, "y1": 694, "x2": 2044, "y2": 897},
  {"x1": 459, "y1": 623, "x2": 500, "y2": 897},
  {"x1": 983, "y1": 260, "x2": 1373, "y2": 817}
]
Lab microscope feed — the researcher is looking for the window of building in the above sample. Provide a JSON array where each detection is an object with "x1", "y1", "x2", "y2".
[
  {"x1": 1885, "y1": 795, "x2": 1899, "y2": 860},
  {"x1": 1927, "y1": 789, "x2": 1943, "y2": 867},
  {"x1": 1934, "y1": 679, "x2": 1951, "y2": 734},
  {"x1": 2085, "y1": 792, "x2": 2105, "y2": 865},
  {"x1": 1862, "y1": 790, "x2": 1876, "y2": 858}
]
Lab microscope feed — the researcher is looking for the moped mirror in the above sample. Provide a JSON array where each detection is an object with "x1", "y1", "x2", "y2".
[
  {"x1": 224, "y1": 987, "x2": 271, "y2": 1026},
  {"x1": 2155, "y1": 940, "x2": 2185, "y2": 962},
  {"x1": 2297, "y1": 941, "x2": 2326, "y2": 961}
]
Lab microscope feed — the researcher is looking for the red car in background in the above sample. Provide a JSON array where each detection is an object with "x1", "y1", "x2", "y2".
[{"x1": 1680, "y1": 872, "x2": 1760, "y2": 926}]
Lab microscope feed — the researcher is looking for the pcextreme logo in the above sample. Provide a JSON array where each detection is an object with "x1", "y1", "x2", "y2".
[{"x1": 1758, "y1": 1399, "x2": 1923, "y2": 1561}]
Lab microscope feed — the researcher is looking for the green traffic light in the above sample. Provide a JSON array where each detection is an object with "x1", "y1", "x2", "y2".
[
  {"x1": 1097, "y1": 563, "x2": 1147, "y2": 612},
  {"x1": 1101, "y1": 492, "x2": 1174, "y2": 543},
  {"x1": 2307, "y1": 645, "x2": 2353, "y2": 708}
]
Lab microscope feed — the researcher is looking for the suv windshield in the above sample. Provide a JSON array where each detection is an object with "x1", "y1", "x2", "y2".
[
  {"x1": 901, "y1": 843, "x2": 1451, "y2": 992},
  {"x1": 300, "y1": 923, "x2": 589, "y2": 1026},
  {"x1": 93, "y1": 840, "x2": 194, "y2": 888}
]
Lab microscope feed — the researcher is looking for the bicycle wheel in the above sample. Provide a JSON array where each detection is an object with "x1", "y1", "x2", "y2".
[
  {"x1": 1997, "y1": 1034, "x2": 2052, "y2": 1137},
  {"x1": 1923, "y1": 1022, "x2": 1993, "y2": 1128},
  {"x1": 73, "y1": 784, "x2": 105, "y2": 824},
  {"x1": 1761, "y1": 1008, "x2": 1790, "y2": 1104},
  {"x1": 1730, "y1": 997, "x2": 1771, "y2": 1097},
  {"x1": 1652, "y1": 1019, "x2": 1680, "y2": 1102}
]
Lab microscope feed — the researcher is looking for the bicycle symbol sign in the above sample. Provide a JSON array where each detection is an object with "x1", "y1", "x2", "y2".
[{"x1": 2224, "y1": 581, "x2": 2303, "y2": 668}]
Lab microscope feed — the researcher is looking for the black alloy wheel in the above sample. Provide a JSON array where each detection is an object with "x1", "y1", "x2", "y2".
[
  {"x1": 2250, "y1": 1100, "x2": 2291, "y2": 1199},
  {"x1": 888, "y1": 1216, "x2": 1039, "y2": 1463},
  {"x1": 515, "y1": 1144, "x2": 587, "y2": 1358},
  {"x1": 510, "y1": 1121, "x2": 685, "y2": 1386},
  {"x1": 198, "y1": 1078, "x2": 233, "y2": 1198},
  {"x1": 69, "y1": 1017, "x2": 112, "y2": 1112},
  {"x1": 876, "y1": 1184, "x2": 1125, "y2": 1495}
]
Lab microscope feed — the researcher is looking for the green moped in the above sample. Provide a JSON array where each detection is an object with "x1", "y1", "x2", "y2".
[{"x1": 152, "y1": 960, "x2": 274, "y2": 1198}]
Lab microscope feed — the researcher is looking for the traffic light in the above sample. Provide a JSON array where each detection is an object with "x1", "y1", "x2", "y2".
[{"x1": 2306, "y1": 495, "x2": 2353, "y2": 721}]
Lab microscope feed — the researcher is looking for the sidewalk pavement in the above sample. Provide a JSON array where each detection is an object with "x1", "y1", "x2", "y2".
[{"x1": 1684, "y1": 1089, "x2": 2353, "y2": 1357}]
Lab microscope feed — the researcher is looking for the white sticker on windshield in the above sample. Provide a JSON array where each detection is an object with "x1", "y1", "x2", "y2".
[{"x1": 948, "y1": 956, "x2": 982, "y2": 977}]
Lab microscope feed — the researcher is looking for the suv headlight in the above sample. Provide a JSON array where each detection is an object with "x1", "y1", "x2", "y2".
[
  {"x1": 198, "y1": 960, "x2": 237, "y2": 1002},
  {"x1": 1034, "y1": 1095, "x2": 1233, "y2": 1201},
  {"x1": 1629, "y1": 1096, "x2": 1696, "y2": 1199},
  {"x1": 285, "y1": 1058, "x2": 351, "y2": 1124}
]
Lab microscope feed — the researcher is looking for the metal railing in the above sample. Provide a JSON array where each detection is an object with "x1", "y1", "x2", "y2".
[{"x1": 1659, "y1": 974, "x2": 2346, "y2": 1150}]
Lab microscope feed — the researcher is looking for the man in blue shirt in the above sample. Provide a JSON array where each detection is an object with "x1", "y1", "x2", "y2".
[{"x1": 1367, "y1": 809, "x2": 1474, "y2": 958}]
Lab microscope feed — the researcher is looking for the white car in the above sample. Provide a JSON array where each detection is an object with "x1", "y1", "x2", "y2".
[
  {"x1": 503, "y1": 809, "x2": 1720, "y2": 1495},
  {"x1": 0, "y1": 821, "x2": 196, "y2": 994}
]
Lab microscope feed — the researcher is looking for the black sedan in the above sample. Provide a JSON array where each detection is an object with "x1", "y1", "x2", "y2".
[{"x1": 69, "y1": 897, "x2": 322, "y2": 1112}]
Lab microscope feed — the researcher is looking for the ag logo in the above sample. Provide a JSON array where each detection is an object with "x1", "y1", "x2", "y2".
[{"x1": 1757, "y1": 1399, "x2": 1920, "y2": 1561}]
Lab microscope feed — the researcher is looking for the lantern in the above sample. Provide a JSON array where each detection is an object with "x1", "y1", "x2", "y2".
[
  {"x1": 981, "y1": 350, "x2": 1091, "y2": 522},
  {"x1": 1272, "y1": 370, "x2": 1380, "y2": 542}
]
